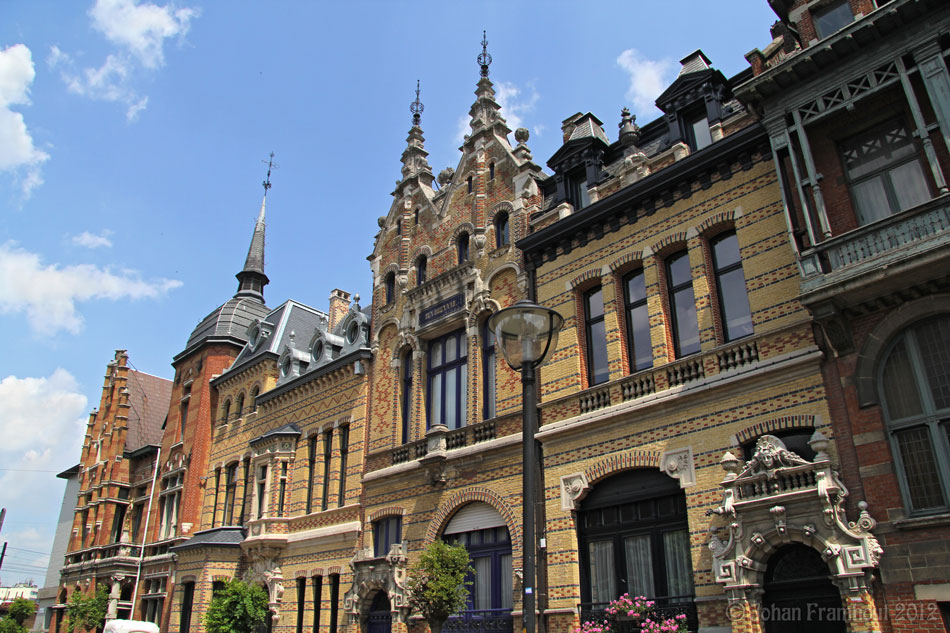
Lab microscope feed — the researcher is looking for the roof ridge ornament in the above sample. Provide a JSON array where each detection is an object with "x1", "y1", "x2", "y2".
[
  {"x1": 478, "y1": 30, "x2": 492, "y2": 78},
  {"x1": 410, "y1": 80, "x2": 424, "y2": 128}
]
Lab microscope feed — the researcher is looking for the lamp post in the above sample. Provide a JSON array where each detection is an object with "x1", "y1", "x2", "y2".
[{"x1": 489, "y1": 300, "x2": 564, "y2": 633}]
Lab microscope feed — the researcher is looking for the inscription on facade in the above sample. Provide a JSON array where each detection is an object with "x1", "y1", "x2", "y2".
[{"x1": 420, "y1": 294, "x2": 465, "y2": 326}]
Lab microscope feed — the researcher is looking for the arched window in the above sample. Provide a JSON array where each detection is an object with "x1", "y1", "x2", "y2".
[
  {"x1": 401, "y1": 351, "x2": 413, "y2": 444},
  {"x1": 385, "y1": 272, "x2": 396, "y2": 305},
  {"x1": 467, "y1": 175, "x2": 474, "y2": 193},
  {"x1": 417, "y1": 255, "x2": 427, "y2": 285},
  {"x1": 458, "y1": 233, "x2": 470, "y2": 265},
  {"x1": 221, "y1": 399, "x2": 231, "y2": 423},
  {"x1": 482, "y1": 320, "x2": 496, "y2": 420},
  {"x1": 235, "y1": 393, "x2": 245, "y2": 417},
  {"x1": 577, "y1": 469, "x2": 694, "y2": 614},
  {"x1": 495, "y1": 212, "x2": 509, "y2": 248},
  {"x1": 879, "y1": 315, "x2": 950, "y2": 512},
  {"x1": 250, "y1": 386, "x2": 260, "y2": 412},
  {"x1": 444, "y1": 503, "x2": 512, "y2": 618},
  {"x1": 489, "y1": 162, "x2": 495, "y2": 180},
  {"x1": 414, "y1": 207, "x2": 420, "y2": 225}
]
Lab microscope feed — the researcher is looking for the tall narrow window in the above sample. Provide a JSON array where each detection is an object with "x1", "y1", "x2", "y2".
[
  {"x1": 277, "y1": 461, "x2": 288, "y2": 516},
  {"x1": 306, "y1": 436, "x2": 317, "y2": 514},
  {"x1": 458, "y1": 233, "x2": 469, "y2": 264},
  {"x1": 666, "y1": 251, "x2": 700, "y2": 357},
  {"x1": 414, "y1": 207, "x2": 420, "y2": 225},
  {"x1": 236, "y1": 393, "x2": 245, "y2": 418},
  {"x1": 569, "y1": 176, "x2": 590, "y2": 210},
  {"x1": 130, "y1": 504, "x2": 143, "y2": 542},
  {"x1": 221, "y1": 399, "x2": 231, "y2": 424},
  {"x1": 401, "y1": 353, "x2": 413, "y2": 444},
  {"x1": 110, "y1": 504, "x2": 127, "y2": 543},
  {"x1": 686, "y1": 114, "x2": 712, "y2": 151},
  {"x1": 337, "y1": 426, "x2": 349, "y2": 508},
  {"x1": 256, "y1": 465, "x2": 268, "y2": 519},
  {"x1": 329, "y1": 574, "x2": 340, "y2": 633},
  {"x1": 296, "y1": 578, "x2": 306, "y2": 633},
  {"x1": 489, "y1": 162, "x2": 495, "y2": 180},
  {"x1": 240, "y1": 457, "x2": 250, "y2": 526},
  {"x1": 482, "y1": 321, "x2": 496, "y2": 420},
  {"x1": 623, "y1": 269, "x2": 653, "y2": 372},
  {"x1": 585, "y1": 286, "x2": 610, "y2": 386},
  {"x1": 373, "y1": 516, "x2": 403, "y2": 557},
  {"x1": 321, "y1": 430, "x2": 333, "y2": 511},
  {"x1": 250, "y1": 386, "x2": 260, "y2": 412},
  {"x1": 467, "y1": 176, "x2": 473, "y2": 193},
  {"x1": 710, "y1": 232, "x2": 753, "y2": 341},
  {"x1": 179, "y1": 397, "x2": 189, "y2": 443},
  {"x1": 384, "y1": 272, "x2": 395, "y2": 305},
  {"x1": 841, "y1": 118, "x2": 930, "y2": 225},
  {"x1": 417, "y1": 255, "x2": 427, "y2": 285},
  {"x1": 312, "y1": 576, "x2": 323, "y2": 633},
  {"x1": 180, "y1": 581, "x2": 195, "y2": 633},
  {"x1": 223, "y1": 463, "x2": 237, "y2": 525},
  {"x1": 495, "y1": 212, "x2": 509, "y2": 248},
  {"x1": 427, "y1": 330, "x2": 468, "y2": 429},
  {"x1": 211, "y1": 468, "x2": 221, "y2": 526}
]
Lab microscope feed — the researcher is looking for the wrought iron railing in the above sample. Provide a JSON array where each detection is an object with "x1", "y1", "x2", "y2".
[
  {"x1": 445, "y1": 609, "x2": 513, "y2": 633},
  {"x1": 579, "y1": 598, "x2": 698, "y2": 632}
]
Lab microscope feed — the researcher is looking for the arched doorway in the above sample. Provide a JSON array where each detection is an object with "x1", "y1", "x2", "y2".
[
  {"x1": 762, "y1": 544, "x2": 845, "y2": 633},
  {"x1": 367, "y1": 591, "x2": 392, "y2": 633}
]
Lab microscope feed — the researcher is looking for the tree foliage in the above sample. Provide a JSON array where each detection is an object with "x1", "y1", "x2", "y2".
[
  {"x1": 204, "y1": 580, "x2": 269, "y2": 633},
  {"x1": 7, "y1": 599, "x2": 36, "y2": 626},
  {"x1": 64, "y1": 586, "x2": 108, "y2": 633},
  {"x1": 406, "y1": 540, "x2": 473, "y2": 633}
]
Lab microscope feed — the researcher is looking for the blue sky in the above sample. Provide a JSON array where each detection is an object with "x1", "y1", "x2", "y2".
[{"x1": 0, "y1": 1, "x2": 777, "y2": 585}]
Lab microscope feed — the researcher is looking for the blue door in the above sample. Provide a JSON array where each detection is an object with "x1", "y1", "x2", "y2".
[{"x1": 367, "y1": 591, "x2": 391, "y2": 633}]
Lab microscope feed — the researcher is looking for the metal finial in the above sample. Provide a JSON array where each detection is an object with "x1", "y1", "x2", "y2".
[
  {"x1": 262, "y1": 152, "x2": 278, "y2": 196},
  {"x1": 478, "y1": 30, "x2": 492, "y2": 78},
  {"x1": 410, "y1": 79, "x2": 424, "y2": 127}
]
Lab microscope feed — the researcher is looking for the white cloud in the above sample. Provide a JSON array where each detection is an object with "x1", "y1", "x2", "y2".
[
  {"x1": 71, "y1": 230, "x2": 114, "y2": 249},
  {"x1": 49, "y1": 0, "x2": 198, "y2": 121},
  {"x1": 0, "y1": 44, "x2": 50, "y2": 198},
  {"x1": 0, "y1": 370, "x2": 87, "y2": 583},
  {"x1": 0, "y1": 241, "x2": 183, "y2": 335},
  {"x1": 90, "y1": 0, "x2": 198, "y2": 69},
  {"x1": 616, "y1": 48, "x2": 676, "y2": 118}
]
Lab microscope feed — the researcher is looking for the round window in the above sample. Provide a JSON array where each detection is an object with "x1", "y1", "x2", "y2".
[
  {"x1": 313, "y1": 340, "x2": 325, "y2": 361},
  {"x1": 281, "y1": 357, "x2": 291, "y2": 377},
  {"x1": 346, "y1": 321, "x2": 360, "y2": 345},
  {"x1": 248, "y1": 325, "x2": 260, "y2": 348}
]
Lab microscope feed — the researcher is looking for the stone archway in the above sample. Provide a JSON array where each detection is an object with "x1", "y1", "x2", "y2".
[
  {"x1": 761, "y1": 544, "x2": 846, "y2": 633},
  {"x1": 366, "y1": 591, "x2": 392, "y2": 633}
]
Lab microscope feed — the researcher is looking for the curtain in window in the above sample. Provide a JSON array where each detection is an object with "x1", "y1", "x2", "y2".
[
  {"x1": 623, "y1": 535, "x2": 654, "y2": 598},
  {"x1": 589, "y1": 540, "x2": 617, "y2": 604},
  {"x1": 882, "y1": 339, "x2": 923, "y2": 420},
  {"x1": 500, "y1": 554, "x2": 513, "y2": 610},
  {"x1": 663, "y1": 529, "x2": 694, "y2": 600},
  {"x1": 473, "y1": 556, "x2": 491, "y2": 610}
]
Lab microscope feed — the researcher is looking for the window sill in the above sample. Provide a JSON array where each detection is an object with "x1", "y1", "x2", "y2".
[{"x1": 893, "y1": 512, "x2": 950, "y2": 530}]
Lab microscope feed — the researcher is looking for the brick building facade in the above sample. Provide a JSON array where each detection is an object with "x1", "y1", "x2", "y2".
[{"x1": 53, "y1": 4, "x2": 950, "y2": 633}]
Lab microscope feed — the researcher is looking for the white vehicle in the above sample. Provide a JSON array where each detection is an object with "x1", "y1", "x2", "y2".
[{"x1": 102, "y1": 619, "x2": 160, "y2": 633}]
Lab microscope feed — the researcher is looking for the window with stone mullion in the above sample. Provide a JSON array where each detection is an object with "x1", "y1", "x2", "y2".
[{"x1": 427, "y1": 330, "x2": 468, "y2": 429}]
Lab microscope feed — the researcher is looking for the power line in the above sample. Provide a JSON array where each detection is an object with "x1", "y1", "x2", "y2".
[
  {"x1": 7, "y1": 547, "x2": 51, "y2": 555},
  {"x1": 0, "y1": 468, "x2": 60, "y2": 473}
]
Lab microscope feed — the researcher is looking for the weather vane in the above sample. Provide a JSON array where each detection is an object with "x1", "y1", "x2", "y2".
[
  {"x1": 262, "y1": 152, "x2": 278, "y2": 196},
  {"x1": 478, "y1": 30, "x2": 492, "y2": 78},
  {"x1": 410, "y1": 80, "x2": 424, "y2": 127}
]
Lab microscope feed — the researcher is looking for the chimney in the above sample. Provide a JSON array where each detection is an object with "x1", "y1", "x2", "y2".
[{"x1": 328, "y1": 289, "x2": 352, "y2": 331}]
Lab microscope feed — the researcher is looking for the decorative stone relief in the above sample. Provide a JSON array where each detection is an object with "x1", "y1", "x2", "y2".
[
  {"x1": 243, "y1": 552, "x2": 285, "y2": 625},
  {"x1": 708, "y1": 433, "x2": 882, "y2": 602},
  {"x1": 560, "y1": 472, "x2": 591, "y2": 510},
  {"x1": 344, "y1": 543, "x2": 410, "y2": 624},
  {"x1": 660, "y1": 446, "x2": 696, "y2": 488}
]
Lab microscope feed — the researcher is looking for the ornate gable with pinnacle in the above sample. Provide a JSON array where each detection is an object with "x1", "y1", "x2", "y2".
[{"x1": 708, "y1": 433, "x2": 882, "y2": 602}]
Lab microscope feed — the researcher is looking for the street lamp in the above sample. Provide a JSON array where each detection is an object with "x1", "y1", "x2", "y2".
[{"x1": 489, "y1": 300, "x2": 564, "y2": 633}]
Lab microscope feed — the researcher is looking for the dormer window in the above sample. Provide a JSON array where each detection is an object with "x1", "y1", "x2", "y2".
[
  {"x1": 280, "y1": 356, "x2": 292, "y2": 378},
  {"x1": 687, "y1": 113, "x2": 712, "y2": 151},
  {"x1": 812, "y1": 0, "x2": 854, "y2": 39},
  {"x1": 568, "y1": 174, "x2": 590, "y2": 210}
]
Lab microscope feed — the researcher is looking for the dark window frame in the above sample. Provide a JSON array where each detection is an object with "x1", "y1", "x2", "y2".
[
  {"x1": 427, "y1": 330, "x2": 468, "y2": 430},
  {"x1": 709, "y1": 231, "x2": 754, "y2": 342},
  {"x1": 665, "y1": 250, "x2": 701, "y2": 358},
  {"x1": 321, "y1": 429, "x2": 333, "y2": 511},
  {"x1": 584, "y1": 286, "x2": 610, "y2": 386},
  {"x1": 417, "y1": 255, "x2": 427, "y2": 286},
  {"x1": 373, "y1": 515, "x2": 403, "y2": 557},
  {"x1": 482, "y1": 320, "x2": 496, "y2": 420},
  {"x1": 495, "y1": 212, "x2": 509, "y2": 248},
  {"x1": 458, "y1": 233, "x2": 470, "y2": 265},
  {"x1": 337, "y1": 425, "x2": 349, "y2": 508},
  {"x1": 384, "y1": 272, "x2": 396, "y2": 305},
  {"x1": 401, "y1": 352, "x2": 413, "y2": 444},
  {"x1": 622, "y1": 268, "x2": 653, "y2": 373}
]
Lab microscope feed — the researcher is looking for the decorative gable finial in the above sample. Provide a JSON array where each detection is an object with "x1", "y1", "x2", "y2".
[
  {"x1": 410, "y1": 80, "x2": 424, "y2": 128},
  {"x1": 262, "y1": 152, "x2": 277, "y2": 197},
  {"x1": 478, "y1": 30, "x2": 492, "y2": 78}
]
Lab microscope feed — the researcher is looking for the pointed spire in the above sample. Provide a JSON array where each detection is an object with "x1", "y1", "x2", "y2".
[
  {"x1": 235, "y1": 153, "x2": 274, "y2": 302},
  {"x1": 466, "y1": 31, "x2": 509, "y2": 142},
  {"x1": 398, "y1": 82, "x2": 433, "y2": 186}
]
